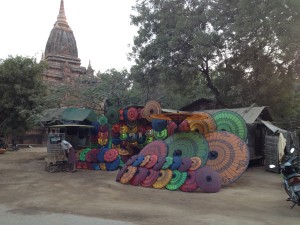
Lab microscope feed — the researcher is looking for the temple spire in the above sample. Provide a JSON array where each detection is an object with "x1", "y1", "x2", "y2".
[{"x1": 54, "y1": 0, "x2": 71, "y2": 30}]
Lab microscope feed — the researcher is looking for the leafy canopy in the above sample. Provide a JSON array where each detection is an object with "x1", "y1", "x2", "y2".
[
  {"x1": 0, "y1": 56, "x2": 47, "y2": 137},
  {"x1": 129, "y1": 0, "x2": 300, "y2": 122}
]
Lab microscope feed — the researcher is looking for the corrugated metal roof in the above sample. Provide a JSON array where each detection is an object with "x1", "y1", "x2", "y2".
[
  {"x1": 201, "y1": 107, "x2": 268, "y2": 124},
  {"x1": 260, "y1": 120, "x2": 287, "y2": 133},
  {"x1": 163, "y1": 106, "x2": 270, "y2": 124}
]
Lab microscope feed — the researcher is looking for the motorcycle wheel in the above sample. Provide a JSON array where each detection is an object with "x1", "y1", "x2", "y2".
[{"x1": 284, "y1": 182, "x2": 293, "y2": 198}]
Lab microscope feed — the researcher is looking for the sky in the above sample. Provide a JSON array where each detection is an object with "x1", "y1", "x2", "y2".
[{"x1": 0, "y1": 0, "x2": 138, "y2": 72}]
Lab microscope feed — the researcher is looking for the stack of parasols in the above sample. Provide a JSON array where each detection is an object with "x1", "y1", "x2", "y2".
[
  {"x1": 78, "y1": 100, "x2": 250, "y2": 194},
  {"x1": 115, "y1": 101, "x2": 250, "y2": 193}
]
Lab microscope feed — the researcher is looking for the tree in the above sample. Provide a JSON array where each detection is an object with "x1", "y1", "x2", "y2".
[
  {"x1": 0, "y1": 56, "x2": 47, "y2": 138},
  {"x1": 42, "y1": 69, "x2": 137, "y2": 113},
  {"x1": 130, "y1": 0, "x2": 300, "y2": 121},
  {"x1": 210, "y1": 0, "x2": 300, "y2": 112},
  {"x1": 90, "y1": 69, "x2": 134, "y2": 109}
]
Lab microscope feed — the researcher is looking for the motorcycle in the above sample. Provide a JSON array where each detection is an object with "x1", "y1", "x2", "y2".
[{"x1": 270, "y1": 147, "x2": 300, "y2": 208}]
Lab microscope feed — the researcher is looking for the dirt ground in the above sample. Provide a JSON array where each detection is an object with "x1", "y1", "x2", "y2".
[{"x1": 0, "y1": 147, "x2": 299, "y2": 225}]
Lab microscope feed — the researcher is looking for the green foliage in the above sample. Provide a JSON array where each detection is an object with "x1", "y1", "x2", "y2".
[
  {"x1": 130, "y1": 0, "x2": 300, "y2": 122},
  {"x1": 0, "y1": 56, "x2": 47, "y2": 137}
]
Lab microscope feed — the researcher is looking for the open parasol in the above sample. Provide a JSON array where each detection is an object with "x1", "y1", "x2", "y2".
[
  {"x1": 152, "y1": 156, "x2": 166, "y2": 171},
  {"x1": 138, "y1": 140, "x2": 168, "y2": 158},
  {"x1": 130, "y1": 167, "x2": 149, "y2": 186},
  {"x1": 178, "y1": 157, "x2": 192, "y2": 172},
  {"x1": 105, "y1": 157, "x2": 120, "y2": 171},
  {"x1": 212, "y1": 110, "x2": 248, "y2": 141},
  {"x1": 195, "y1": 166, "x2": 222, "y2": 193},
  {"x1": 204, "y1": 131, "x2": 250, "y2": 186},
  {"x1": 180, "y1": 170, "x2": 199, "y2": 192},
  {"x1": 166, "y1": 170, "x2": 187, "y2": 191},
  {"x1": 151, "y1": 112, "x2": 207, "y2": 126},
  {"x1": 141, "y1": 169, "x2": 160, "y2": 187},
  {"x1": 140, "y1": 155, "x2": 151, "y2": 167},
  {"x1": 105, "y1": 107, "x2": 120, "y2": 124},
  {"x1": 145, "y1": 154, "x2": 158, "y2": 169},
  {"x1": 164, "y1": 132, "x2": 209, "y2": 163},
  {"x1": 143, "y1": 101, "x2": 162, "y2": 121},
  {"x1": 104, "y1": 149, "x2": 119, "y2": 162},
  {"x1": 152, "y1": 169, "x2": 173, "y2": 189},
  {"x1": 187, "y1": 112, "x2": 217, "y2": 135},
  {"x1": 120, "y1": 166, "x2": 137, "y2": 184}
]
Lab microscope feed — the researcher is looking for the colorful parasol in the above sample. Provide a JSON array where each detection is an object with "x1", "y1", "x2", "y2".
[
  {"x1": 205, "y1": 131, "x2": 250, "y2": 186},
  {"x1": 141, "y1": 169, "x2": 160, "y2": 187},
  {"x1": 187, "y1": 112, "x2": 217, "y2": 135},
  {"x1": 145, "y1": 154, "x2": 158, "y2": 169},
  {"x1": 151, "y1": 112, "x2": 209, "y2": 126},
  {"x1": 169, "y1": 156, "x2": 182, "y2": 171},
  {"x1": 130, "y1": 167, "x2": 149, "y2": 186},
  {"x1": 116, "y1": 165, "x2": 128, "y2": 182},
  {"x1": 162, "y1": 156, "x2": 173, "y2": 169},
  {"x1": 152, "y1": 169, "x2": 173, "y2": 189},
  {"x1": 117, "y1": 148, "x2": 131, "y2": 156},
  {"x1": 178, "y1": 157, "x2": 192, "y2": 172},
  {"x1": 140, "y1": 155, "x2": 151, "y2": 167},
  {"x1": 143, "y1": 101, "x2": 162, "y2": 121},
  {"x1": 138, "y1": 140, "x2": 168, "y2": 158},
  {"x1": 98, "y1": 116, "x2": 108, "y2": 125},
  {"x1": 99, "y1": 124, "x2": 109, "y2": 132},
  {"x1": 180, "y1": 171, "x2": 200, "y2": 192},
  {"x1": 127, "y1": 107, "x2": 139, "y2": 121},
  {"x1": 85, "y1": 149, "x2": 98, "y2": 163},
  {"x1": 195, "y1": 166, "x2": 222, "y2": 193},
  {"x1": 105, "y1": 157, "x2": 120, "y2": 171},
  {"x1": 212, "y1": 110, "x2": 247, "y2": 141},
  {"x1": 127, "y1": 120, "x2": 138, "y2": 129},
  {"x1": 79, "y1": 148, "x2": 91, "y2": 161},
  {"x1": 132, "y1": 155, "x2": 145, "y2": 167},
  {"x1": 166, "y1": 170, "x2": 187, "y2": 191},
  {"x1": 189, "y1": 157, "x2": 202, "y2": 170},
  {"x1": 104, "y1": 148, "x2": 119, "y2": 162},
  {"x1": 152, "y1": 119, "x2": 168, "y2": 132},
  {"x1": 152, "y1": 156, "x2": 166, "y2": 171},
  {"x1": 153, "y1": 129, "x2": 168, "y2": 140},
  {"x1": 105, "y1": 107, "x2": 120, "y2": 124},
  {"x1": 164, "y1": 132, "x2": 209, "y2": 163},
  {"x1": 120, "y1": 166, "x2": 137, "y2": 184},
  {"x1": 98, "y1": 131, "x2": 109, "y2": 139},
  {"x1": 178, "y1": 120, "x2": 190, "y2": 132},
  {"x1": 96, "y1": 148, "x2": 109, "y2": 163},
  {"x1": 167, "y1": 121, "x2": 178, "y2": 136}
]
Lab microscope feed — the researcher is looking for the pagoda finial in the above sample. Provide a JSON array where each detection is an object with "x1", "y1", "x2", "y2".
[{"x1": 54, "y1": 0, "x2": 71, "y2": 30}]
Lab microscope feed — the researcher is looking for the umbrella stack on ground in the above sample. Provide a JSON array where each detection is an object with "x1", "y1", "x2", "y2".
[
  {"x1": 76, "y1": 100, "x2": 250, "y2": 192},
  {"x1": 116, "y1": 105, "x2": 250, "y2": 193}
]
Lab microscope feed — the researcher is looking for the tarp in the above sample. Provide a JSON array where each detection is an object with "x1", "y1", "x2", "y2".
[
  {"x1": 39, "y1": 107, "x2": 97, "y2": 126},
  {"x1": 60, "y1": 108, "x2": 97, "y2": 122}
]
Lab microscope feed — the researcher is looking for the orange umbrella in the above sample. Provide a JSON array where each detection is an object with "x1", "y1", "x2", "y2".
[{"x1": 151, "y1": 112, "x2": 208, "y2": 126}]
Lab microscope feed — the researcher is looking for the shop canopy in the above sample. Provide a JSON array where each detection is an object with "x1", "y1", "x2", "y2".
[{"x1": 39, "y1": 107, "x2": 97, "y2": 126}]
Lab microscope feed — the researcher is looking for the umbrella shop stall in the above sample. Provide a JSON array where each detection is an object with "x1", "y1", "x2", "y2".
[{"x1": 39, "y1": 107, "x2": 98, "y2": 167}]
